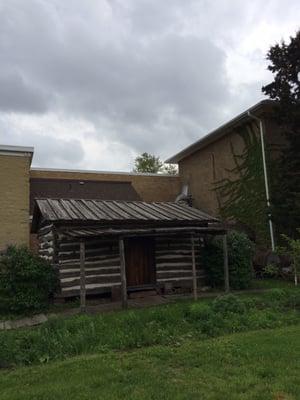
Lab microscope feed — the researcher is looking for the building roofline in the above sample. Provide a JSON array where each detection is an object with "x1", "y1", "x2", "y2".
[
  {"x1": 165, "y1": 99, "x2": 275, "y2": 163},
  {"x1": 0, "y1": 144, "x2": 34, "y2": 154},
  {"x1": 0, "y1": 144, "x2": 34, "y2": 165},
  {"x1": 31, "y1": 167, "x2": 178, "y2": 178}
]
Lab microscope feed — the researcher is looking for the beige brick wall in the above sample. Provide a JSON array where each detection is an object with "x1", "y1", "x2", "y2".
[
  {"x1": 178, "y1": 115, "x2": 284, "y2": 217},
  {"x1": 30, "y1": 169, "x2": 181, "y2": 203},
  {"x1": 0, "y1": 155, "x2": 31, "y2": 251},
  {"x1": 178, "y1": 120, "x2": 258, "y2": 216}
]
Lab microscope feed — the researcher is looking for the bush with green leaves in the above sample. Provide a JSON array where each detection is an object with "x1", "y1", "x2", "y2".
[
  {"x1": 277, "y1": 230, "x2": 300, "y2": 286},
  {"x1": 188, "y1": 303, "x2": 213, "y2": 321},
  {"x1": 203, "y1": 231, "x2": 255, "y2": 290},
  {"x1": 263, "y1": 263, "x2": 281, "y2": 279},
  {"x1": 211, "y1": 293, "x2": 247, "y2": 315},
  {"x1": 0, "y1": 246, "x2": 58, "y2": 314}
]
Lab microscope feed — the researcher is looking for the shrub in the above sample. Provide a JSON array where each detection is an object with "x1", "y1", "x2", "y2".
[
  {"x1": 212, "y1": 294, "x2": 247, "y2": 315},
  {"x1": 0, "y1": 246, "x2": 58, "y2": 314},
  {"x1": 277, "y1": 230, "x2": 300, "y2": 286},
  {"x1": 284, "y1": 291, "x2": 300, "y2": 309},
  {"x1": 203, "y1": 230, "x2": 255, "y2": 290},
  {"x1": 263, "y1": 263, "x2": 281, "y2": 279},
  {"x1": 265, "y1": 288, "x2": 287, "y2": 303},
  {"x1": 188, "y1": 303, "x2": 213, "y2": 321}
]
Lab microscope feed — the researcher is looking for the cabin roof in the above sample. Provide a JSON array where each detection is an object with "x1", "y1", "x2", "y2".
[{"x1": 32, "y1": 198, "x2": 218, "y2": 231}]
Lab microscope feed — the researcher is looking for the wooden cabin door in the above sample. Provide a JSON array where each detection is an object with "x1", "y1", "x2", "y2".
[{"x1": 125, "y1": 237, "x2": 156, "y2": 287}]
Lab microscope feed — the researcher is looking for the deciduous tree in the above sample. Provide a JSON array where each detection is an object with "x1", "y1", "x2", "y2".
[{"x1": 133, "y1": 152, "x2": 178, "y2": 175}]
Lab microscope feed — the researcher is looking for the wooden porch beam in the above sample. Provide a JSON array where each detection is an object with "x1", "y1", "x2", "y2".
[
  {"x1": 223, "y1": 234, "x2": 230, "y2": 293},
  {"x1": 80, "y1": 240, "x2": 86, "y2": 312},
  {"x1": 191, "y1": 235, "x2": 198, "y2": 300},
  {"x1": 119, "y1": 238, "x2": 128, "y2": 309}
]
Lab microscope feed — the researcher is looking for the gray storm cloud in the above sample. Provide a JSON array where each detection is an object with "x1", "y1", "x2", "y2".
[{"x1": 0, "y1": 0, "x2": 299, "y2": 169}]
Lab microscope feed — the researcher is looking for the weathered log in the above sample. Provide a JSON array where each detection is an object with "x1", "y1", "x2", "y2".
[
  {"x1": 80, "y1": 241, "x2": 86, "y2": 313},
  {"x1": 119, "y1": 238, "x2": 128, "y2": 309}
]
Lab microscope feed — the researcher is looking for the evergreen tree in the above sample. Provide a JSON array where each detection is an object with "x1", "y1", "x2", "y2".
[
  {"x1": 262, "y1": 31, "x2": 300, "y2": 239},
  {"x1": 214, "y1": 124, "x2": 269, "y2": 245}
]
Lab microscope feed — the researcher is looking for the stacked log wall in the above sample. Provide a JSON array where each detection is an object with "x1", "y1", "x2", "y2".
[
  {"x1": 56, "y1": 235, "x2": 121, "y2": 297},
  {"x1": 38, "y1": 229, "x2": 206, "y2": 298},
  {"x1": 38, "y1": 224, "x2": 56, "y2": 263},
  {"x1": 155, "y1": 236, "x2": 205, "y2": 288}
]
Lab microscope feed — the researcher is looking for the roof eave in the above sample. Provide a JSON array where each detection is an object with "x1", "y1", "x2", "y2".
[
  {"x1": 165, "y1": 99, "x2": 275, "y2": 164},
  {"x1": 0, "y1": 144, "x2": 34, "y2": 165}
]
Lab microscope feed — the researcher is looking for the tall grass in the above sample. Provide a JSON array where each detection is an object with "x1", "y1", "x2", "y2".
[{"x1": 0, "y1": 289, "x2": 299, "y2": 367}]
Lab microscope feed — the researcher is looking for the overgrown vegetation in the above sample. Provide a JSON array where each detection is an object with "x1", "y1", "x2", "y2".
[
  {"x1": 261, "y1": 230, "x2": 300, "y2": 284},
  {"x1": 214, "y1": 125, "x2": 270, "y2": 245},
  {"x1": 0, "y1": 289, "x2": 299, "y2": 367},
  {"x1": 1, "y1": 325, "x2": 300, "y2": 400},
  {"x1": 0, "y1": 246, "x2": 58, "y2": 314},
  {"x1": 214, "y1": 32, "x2": 300, "y2": 246},
  {"x1": 203, "y1": 230, "x2": 255, "y2": 289},
  {"x1": 277, "y1": 230, "x2": 300, "y2": 286}
]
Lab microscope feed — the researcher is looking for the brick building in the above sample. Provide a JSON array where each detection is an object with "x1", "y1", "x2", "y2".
[
  {"x1": 0, "y1": 100, "x2": 283, "y2": 251},
  {"x1": 0, "y1": 145, "x2": 181, "y2": 251}
]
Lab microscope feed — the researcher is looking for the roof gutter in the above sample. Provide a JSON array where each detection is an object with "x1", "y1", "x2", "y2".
[{"x1": 247, "y1": 111, "x2": 275, "y2": 251}]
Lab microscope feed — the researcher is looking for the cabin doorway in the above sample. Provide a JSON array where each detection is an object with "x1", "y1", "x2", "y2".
[{"x1": 125, "y1": 237, "x2": 156, "y2": 288}]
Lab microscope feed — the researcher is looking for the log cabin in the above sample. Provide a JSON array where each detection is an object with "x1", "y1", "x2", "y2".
[{"x1": 31, "y1": 198, "x2": 227, "y2": 304}]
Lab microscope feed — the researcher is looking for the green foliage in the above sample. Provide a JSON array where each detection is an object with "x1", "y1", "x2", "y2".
[
  {"x1": 188, "y1": 303, "x2": 212, "y2": 320},
  {"x1": 0, "y1": 246, "x2": 58, "y2": 314},
  {"x1": 263, "y1": 263, "x2": 281, "y2": 278},
  {"x1": 284, "y1": 290, "x2": 300, "y2": 309},
  {"x1": 0, "y1": 289, "x2": 299, "y2": 367},
  {"x1": 277, "y1": 229, "x2": 300, "y2": 285},
  {"x1": 162, "y1": 163, "x2": 178, "y2": 175},
  {"x1": 212, "y1": 294, "x2": 247, "y2": 315},
  {"x1": 186, "y1": 292, "x2": 299, "y2": 336},
  {"x1": 203, "y1": 231, "x2": 255, "y2": 289},
  {"x1": 267, "y1": 288, "x2": 286, "y2": 300},
  {"x1": 1, "y1": 326, "x2": 300, "y2": 400},
  {"x1": 133, "y1": 152, "x2": 163, "y2": 173},
  {"x1": 214, "y1": 124, "x2": 270, "y2": 245},
  {"x1": 133, "y1": 152, "x2": 178, "y2": 174},
  {"x1": 262, "y1": 31, "x2": 300, "y2": 239}
]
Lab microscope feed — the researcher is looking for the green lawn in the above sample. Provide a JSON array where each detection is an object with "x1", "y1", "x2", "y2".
[{"x1": 0, "y1": 325, "x2": 299, "y2": 400}]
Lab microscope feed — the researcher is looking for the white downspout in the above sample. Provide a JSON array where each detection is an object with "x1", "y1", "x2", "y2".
[{"x1": 248, "y1": 111, "x2": 275, "y2": 251}]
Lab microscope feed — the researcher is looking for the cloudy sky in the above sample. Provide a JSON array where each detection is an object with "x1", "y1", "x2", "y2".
[{"x1": 0, "y1": 1, "x2": 299, "y2": 170}]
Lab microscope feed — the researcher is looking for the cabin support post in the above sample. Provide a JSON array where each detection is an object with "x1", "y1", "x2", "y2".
[
  {"x1": 191, "y1": 234, "x2": 198, "y2": 300},
  {"x1": 119, "y1": 237, "x2": 128, "y2": 309},
  {"x1": 80, "y1": 240, "x2": 86, "y2": 312},
  {"x1": 223, "y1": 234, "x2": 230, "y2": 293}
]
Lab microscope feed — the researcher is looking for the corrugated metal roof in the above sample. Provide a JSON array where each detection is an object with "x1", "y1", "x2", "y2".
[{"x1": 34, "y1": 198, "x2": 217, "y2": 225}]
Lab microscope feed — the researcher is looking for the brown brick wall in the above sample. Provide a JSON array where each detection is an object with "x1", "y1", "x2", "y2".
[
  {"x1": 30, "y1": 170, "x2": 181, "y2": 203},
  {"x1": 0, "y1": 155, "x2": 31, "y2": 251}
]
